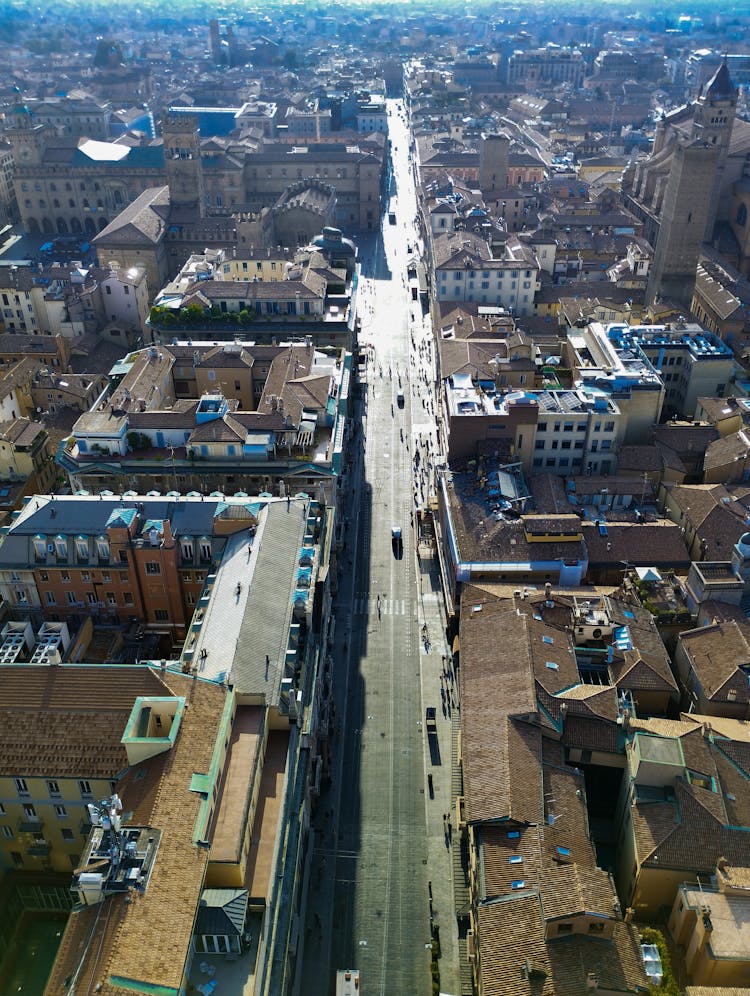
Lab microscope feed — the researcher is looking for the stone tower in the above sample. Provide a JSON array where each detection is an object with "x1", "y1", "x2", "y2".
[
  {"x1": 645, "y1": 138, "x2": 720, "y2": 309},
  {"x1": 479, "y1": 133, "x2": 509, "y2": 201},
  {"x1": 162, "y1": 113, "x2": 205, "y2": 216},
  {"x1": 691, "y1": 59, "x2": 737, "y2": 239},
  {"x1": 5, "y1": 106, "x2": 47, "y2": 167}
]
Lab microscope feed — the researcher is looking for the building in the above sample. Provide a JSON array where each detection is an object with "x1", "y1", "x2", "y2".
[
  {"x1": 0, "y1": 417, "x2": 57, "y2": 495},
  {"x1": 506, "y1": 47, "x2": 586, "y2": 89},
  {"x1": 604, "y1": 324, "x2": 735, "y2": 421},
  {"x1": 7, "y1": 108, "x2": 385, "y2": 237},
  {"x1": 57, "y1": 340, "x2": 352, "y2": 503},
  {"x1": 22, "y1": 488, "x2": 333, "y2": 996},
  {"x1": 669, "y1": 865, "x2": 750, "y2": 987},
  {"x1": 432, "y1": 232, "x2": 541, "y2": 317},
  {"x1": 0, "y1": 260, "x2": 149, "y2": 343},
  {"x1": 623, "y1": 62, "x2": 747, "y2": 306},
  {"x1": 615, "y1": 714, "x2": 750, "y2": 918},
  {"x1": 674, "y1": 618, "x2": 750, "y2": 719},
  {"x1": 458, "y1": 586, "x2": 650, "y2": 996}
]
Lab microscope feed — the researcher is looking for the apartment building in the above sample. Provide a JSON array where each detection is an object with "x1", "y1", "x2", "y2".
[
  {"x1": 0, "y1": 494, "x2": 245, "y2": 640},
  {"x1": 0, "y1": 417, "x2": 56, "y2": 494},
  {"x1": 58, "y1": 340, "x2": 352, "y2": 502},
  {"x1": 0, "y1": 261, "x2": 148, "y2": 343},
  {"x1": 443, "y1": 378, "x2": 624, "y2": 478},
  {"x1": 615, "y1": 715, "x2": 750, "y2": 918},
  {"x1": 433, "y1": 232, "x2": 541, "y2": 317}
]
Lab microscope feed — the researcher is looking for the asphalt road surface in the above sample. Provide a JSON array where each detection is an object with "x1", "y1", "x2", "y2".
[{"x1": 306, "y1": 100, "x2": 434, "y2": 996}]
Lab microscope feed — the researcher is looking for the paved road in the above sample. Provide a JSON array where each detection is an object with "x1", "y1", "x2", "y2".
[{"x1": 303, "y1": 100, "x2": 436, "y2": 996}]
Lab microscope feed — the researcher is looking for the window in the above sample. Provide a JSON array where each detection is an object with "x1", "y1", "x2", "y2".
[
  {"x1": 145, "y1": 562, "x2": 161, "y2": 575},
  {"x1": 124, "y1": 592, "x2": 134, "y2": 605},
  {"x1": 61, "y1": 828, "x2": 75, "y2": 841},
  {"x1": 67, "y1": 591, "x2": 77, "y2": 605},
  {"x1": 15, "y1": 778, "x2": 28, "y2": 795},
  {"x1": 23, "y1": 804, "x2": 36, "y2": 819},
  {"x1": 61, "y1": 571, "x2": 70, "y2": 582},
  {"x1": 78, "y1": 780, "x2": 92, "y2": 797},
  {"x1": 537, "y1": 422, "x2": 547, "y2": 432},
  {"x1": 557, "y1": 923, "x2": 573, "y2": 934},
  {"x1": 200, "y1": 541, "x2": 212, "y2": 561},
  {"x1": 55, "y1": 805, "x2": 67, "y2": 818},
  {"x1": 1, "y1": 827, "x2": 14, "y2": 840},
  {"x1": 47, "y1": 780, "x2": 60, "y2": 796},
  {"x1": 604, "y1": 421, "x2": 615, "y2": 433},
  {"x1": 533, "y1": 457, "x2": 543, "y2": 467},
  {"x1": 106, "y1": 592, "x2": 116, "y2": 606},
  {"x1": 181, "y1": 540, "x2": 194, "y2": 560},
  {"x1": 535, "y1": 440, "x2": 545, "y2": 450},
  {"x1": 119, "y1": 550, "x2": 129, "y2": 564},
  {"x1": 11, "y1": 852, "x2": 23, "y2": 866},
  {"x1": 86, "y1": 592, "x2": 97, "y2": 605},
  {"x1": 588, "y1": 922, "x2": 606, "y2": 934},
  {"x1": 154, "y1": 609, "x2": 169, "y2": 621}
]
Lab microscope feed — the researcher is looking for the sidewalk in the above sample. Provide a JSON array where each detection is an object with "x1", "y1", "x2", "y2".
[{"x1": 416, "y1": 548, "x2": 464, "y2": 996}]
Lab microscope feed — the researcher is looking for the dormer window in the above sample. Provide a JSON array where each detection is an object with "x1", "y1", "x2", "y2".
[
  {"x1": 181, "y1": 539, "x2": 194, "y2": 561},
  {"x1": 55, "y1": 536, "x2": 67, "y2": 560},
  {"x1": 33, "y1": 536, "x2": 46, "y2": 560},
  {"x1": 97, "y1": 538, "x2": 110, "y2": 561},
  {"x1": 76, "y1": 537, "x2": 88, "y2": 561},
  {"x1": 199, "y1": 539, "x2": 211, "y2": 562}
]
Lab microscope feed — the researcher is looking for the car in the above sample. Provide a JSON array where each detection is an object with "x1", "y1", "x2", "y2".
[
  {"x1": 388, "y1": 211, "x2": 397, "y2": 225},
  {"x1": 396, "y1": 389, "x2": 405, "y2": 407},
  {"x1": 391, "y1": 526, "x2": 402, "y2": 541},
  {"x1": 425, "y1": 707, "x2": 437, "y2": 733}
]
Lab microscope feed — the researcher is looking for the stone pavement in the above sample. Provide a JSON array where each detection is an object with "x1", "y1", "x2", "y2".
[{"x1": 416, "y1": 548, "x2": 463, "y2": 996}]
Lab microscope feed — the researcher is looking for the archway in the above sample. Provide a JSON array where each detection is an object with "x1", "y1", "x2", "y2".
[
  {"x1": 56, "y1": 218, "x2": 68, "y2": 234},
  {"x1": 26, "y1": 218, "x2": 40, "y2": 234},
  {"x1": 84, "y1": 217, "x2": 96, "y2": 235},
  {"x1": 41, "y1": 217, "x2": 53, "y2": 234},
  {"x1": 70, "y1": 217, "x2": 82, "y2": 234}
]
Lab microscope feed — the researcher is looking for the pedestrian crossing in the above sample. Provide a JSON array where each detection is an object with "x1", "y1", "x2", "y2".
[{"x1": 353, "y1": 595, "x2": 412, "y2": 616}]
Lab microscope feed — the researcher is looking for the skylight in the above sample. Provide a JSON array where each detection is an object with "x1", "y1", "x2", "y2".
[
  {"x1": 546, "y1": 661, "x2": 559, "y2": 670},
  {"x1": 542, "y1": 635, "x2": 554, "y2": 645},
  {"x1": 509, "y1": 855, "x2": 523, "y2": 864},
  {"x1": 556, "y1": 846, "x2": 571, "y2": 857},
  {"x1": 511, "y1": 880, "x2": 525, "y2": 890},
  {"x1": 507, "y1": 831, "x2": 520, "y2": 839}
]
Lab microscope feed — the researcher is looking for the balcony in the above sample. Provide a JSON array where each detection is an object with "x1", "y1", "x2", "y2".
[
  {"x1": 18, "y1": 817, "x2": 45, "y2": 833},
  {"x1": 27, "y1": 841, "x2": 51, "y2": 857}
]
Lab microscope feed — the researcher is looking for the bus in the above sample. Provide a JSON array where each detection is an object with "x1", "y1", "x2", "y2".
[{"x1": 336, "y1": 968, "x2": 361, "y2": 995}]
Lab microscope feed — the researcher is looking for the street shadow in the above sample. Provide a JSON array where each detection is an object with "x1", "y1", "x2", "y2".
[{"x1": 356, "y1": 227, "x2": 392, "y2": 282}]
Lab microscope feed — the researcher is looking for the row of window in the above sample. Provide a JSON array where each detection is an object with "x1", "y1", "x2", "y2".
[
  {"x1": 535, "y1": 438, "x2": 612, "y2": 451},
  {"x1": 532, "y1": 456, "x2": 612, "y2": 473},
  {"x1": 12, "y1": 777, "x2": 94, "y2": 797},
  {"x1": 537, "y1": 420, "x2": 615, "y2": 433}
]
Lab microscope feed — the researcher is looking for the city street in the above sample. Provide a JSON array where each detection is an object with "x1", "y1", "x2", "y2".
[{"x1": 302, "y1": 102, "x2": 459, "y2": 995}]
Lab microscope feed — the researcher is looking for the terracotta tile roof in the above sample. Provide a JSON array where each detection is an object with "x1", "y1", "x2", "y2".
[
  {"x1": 476, "y1": 895, "x2": 553, "y2": 996},
  {"x1": 540, "y1": 864, "x2": 616, "y2": 920},
  {"x1": 679, "y1": 621, "x2": 750, "y2": 705},
  {"x1": 582, "y1": 521, "x2": 690, "y2": 569},
  {"x1": 562, "y1": 714, "x2": 621, "y2": 752},
  {"x1": 0, "y1": 666, "x2": 169, "y2": 778},
  {"x1": 556, "y1": 684, "x2": 619, "y2": 721},
  {"x1": 44, "y1": 672, "x2": 230, "y2": 996},
  {"x1": 480, "y1": 824, "x2": 545, "y2": 899},
  {"x1": 547, "y1": 922, "x2": 649, "y2": 995}
]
